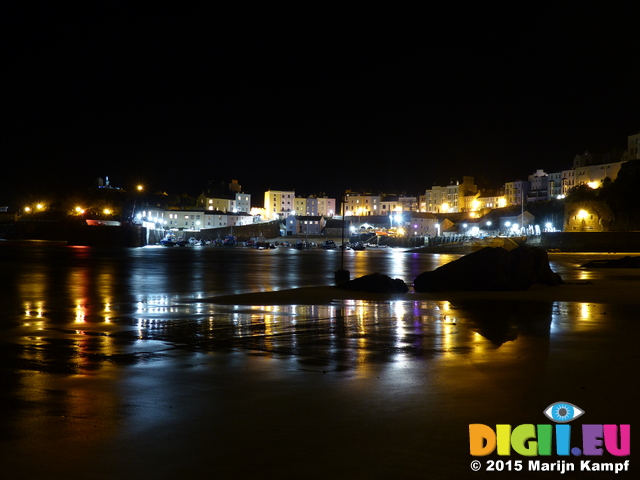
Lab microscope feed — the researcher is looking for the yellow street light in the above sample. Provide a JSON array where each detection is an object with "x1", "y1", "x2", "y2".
[
  {"x1": 136, "y1": 185, "x2": 144, "y2": 192},
  {"x1": 578, "y1": 210, "x2": 589, "y2": 219},
  {"x1": 24, "y1": 206, "x2": 32, "y2": 213},
  {"x1": 36, "y1": 204, "x2": 44, "y2": 210},
  {"x1": 103, "y1": 208, "x2": 112, "y2": 215}
]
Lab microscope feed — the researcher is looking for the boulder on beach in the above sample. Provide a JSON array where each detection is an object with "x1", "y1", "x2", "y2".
[
  {"x1": 413, "y1": 246, "x2": 563, "y2": 292},
  {"x1": 339, "y1": 273, "x2": 409, "y2": 294}
]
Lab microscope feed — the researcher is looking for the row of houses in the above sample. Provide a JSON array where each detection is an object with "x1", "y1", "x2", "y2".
[
  {"x1": 341, "y1": 132, "x2": 640, "y2": 217},
  {"x1": 286, "y1": 210, "x2": 547, "y2": 238},
  {"x1": 286, "y1": 213, "x2": 442, "y2": 237},
  {"x1": 196, "y1": 180, "x2": 252, "y2": 213},
  {"x1": 262, "y1": 191, "x2": 337, "y2": 220},
  {"x1": 134, "y1": 132, "x2": 638, "y2": 234},
  {"x1": 137, "y1": 208, "x2": 255, "y2": 231}
]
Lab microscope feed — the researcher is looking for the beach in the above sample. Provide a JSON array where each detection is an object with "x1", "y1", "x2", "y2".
[{"x1": 0, "y1": 245, "x2": 637, "y2": 479}]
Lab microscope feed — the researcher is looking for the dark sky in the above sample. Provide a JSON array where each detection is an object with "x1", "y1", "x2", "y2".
[{"x1": 3, "y1": 3, "x2": 639, "y2": 205}]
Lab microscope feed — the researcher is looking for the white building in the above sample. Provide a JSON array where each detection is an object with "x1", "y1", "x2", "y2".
[
  {"x1": 527, "y1": 169, "x2": 549, "y2": 203},
  {"x1": 196, "y1": 179, "x2": 252, "y2": 213},
  {"x1": 233, "y1": 192, "x2": 251, "y2": 213},
  {"x1": 572, "y1": 150, "x2": 625, "y2": 188},
  {"x1": 408, "y1": 212, "x2": 439, "y2": 237},
  {"x1": 166, "y1": 210, "x2": 205, "y2": 230},
  {"x1": 137, "y1": 208, "x2": 253, "y2": 232},
  {"x1": 575, "y1": 162, "x2": 624, "y2": 188}
]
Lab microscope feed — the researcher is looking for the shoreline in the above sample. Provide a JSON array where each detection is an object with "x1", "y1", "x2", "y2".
[{"x1": 202, "y1": 281, "x2": 640, "y2": 305}]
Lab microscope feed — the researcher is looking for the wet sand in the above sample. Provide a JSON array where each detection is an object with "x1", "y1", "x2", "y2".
[
  {"x1": 1, "y1": 267, "x2": 639, "y2": 479},
  {"x1": 206, "y1": 280, "x2": 640, "y2": 305}
]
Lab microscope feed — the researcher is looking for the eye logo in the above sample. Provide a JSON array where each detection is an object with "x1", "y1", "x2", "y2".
[{"x1": 543, "y1": 401, "x2": 584, "y2": 423}]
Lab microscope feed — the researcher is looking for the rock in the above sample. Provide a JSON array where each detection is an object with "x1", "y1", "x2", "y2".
[
  {"x1": 413, "y1": 246, "x2": 563, "y2": 292},
  {"x1": 339, "y1": 273, "x2": 409, "y2": 294}
]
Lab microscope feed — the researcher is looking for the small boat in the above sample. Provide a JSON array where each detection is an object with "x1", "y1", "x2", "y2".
[
  {"x1": 160, "y1": 234, "x2": 178, "y2": 247},
  {"x1": 321, "y1": 240, "x2": 337, "y2": 249},
  {"x1": 223, "y1": 234, "x2": 237, "y2": 246},
  {"x1": 350, "y1": 242, "x2": 366, "y2": 251}
]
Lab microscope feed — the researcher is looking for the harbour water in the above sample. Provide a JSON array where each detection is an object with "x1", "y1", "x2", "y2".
[{"x1": 0, "y1": 241, "x2": 638, "y2": 479}]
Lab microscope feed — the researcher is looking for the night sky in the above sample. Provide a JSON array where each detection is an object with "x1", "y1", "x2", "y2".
[{"x1": 3, "y1": 3, "x2": 639, "y2": 205}]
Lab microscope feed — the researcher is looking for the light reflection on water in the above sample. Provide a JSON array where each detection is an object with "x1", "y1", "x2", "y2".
[
  {"x1": 2, "y1": 243, "x2": 640, "y2": 479},
  {"x1": 1, "y1": 243, "x2": 639, "y2": 377}
]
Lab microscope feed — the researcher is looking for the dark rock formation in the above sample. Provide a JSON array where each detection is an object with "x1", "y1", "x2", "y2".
[
  {"x1": 339, "y1": 273, "x2": 409, "y2": 294},
  {"x1": 413, "y1": 246, "x2": 563, "y2": 292},
  {"x1": 581, "y1": 256, "x2": 640, "y2": 268}
]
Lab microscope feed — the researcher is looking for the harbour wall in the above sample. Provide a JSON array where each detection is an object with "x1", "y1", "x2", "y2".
[{"x1": 67, "y1": 225, "x2": 146, "y2": 247}]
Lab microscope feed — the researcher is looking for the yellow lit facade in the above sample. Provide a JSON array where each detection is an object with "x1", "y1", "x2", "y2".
[
  {"x1": 342, "y1": 193, "x2": 380, "y2": 216},
  {"x1": 264, "y1": 190, "x2": 295, "y2": 220},
  {"x1": 424, "y1": 176, "x2": 477, "y2": 213}
]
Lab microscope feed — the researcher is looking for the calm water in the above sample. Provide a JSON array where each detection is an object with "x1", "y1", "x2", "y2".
[
  {"x1": 0, "y1": 241, "x2": 637, "y2": 371},
  {"x1": 1, "y1": 241, "x2": 638, "y2": 479}
]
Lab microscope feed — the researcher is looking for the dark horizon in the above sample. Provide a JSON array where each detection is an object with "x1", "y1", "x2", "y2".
[{"x1": 3, "y1": 3, "x2": 638, "y2": 205}]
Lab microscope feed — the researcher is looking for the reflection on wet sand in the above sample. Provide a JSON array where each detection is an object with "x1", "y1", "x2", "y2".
[
  {"x1": 5, "y1": 291, "x2": 628, "y2": 379},
  {"x1": 2, "y1": 245, "x2": 640, "y2": 478}
]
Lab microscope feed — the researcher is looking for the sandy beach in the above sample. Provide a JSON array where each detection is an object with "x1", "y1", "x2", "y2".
[
  {"x1": 204, "y1": 280, "x2": 640, "y2": 306},
  {"x1": 1, "y1": 246, "x2": 637, "y2": 479}
]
